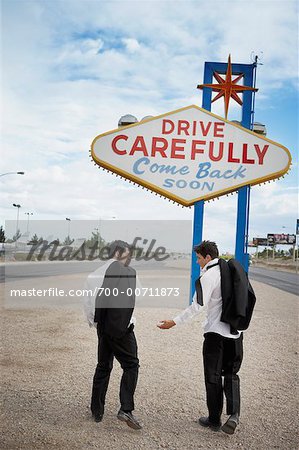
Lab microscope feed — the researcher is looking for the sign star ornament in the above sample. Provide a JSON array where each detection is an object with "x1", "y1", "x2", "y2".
[{"x1": 197, "y1": 54, "x2": 258, "y2": 118}]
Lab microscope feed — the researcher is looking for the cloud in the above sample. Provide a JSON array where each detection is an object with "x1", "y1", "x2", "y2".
[
  {"x1": 1, "y1": 0, "x2": 298, "y2": 253},
  {"x1": 122, "y1": 38, "x2": 141, "y2": 53}
]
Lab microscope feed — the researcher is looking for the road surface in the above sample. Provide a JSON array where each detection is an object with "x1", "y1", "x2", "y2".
[
  {"x1": 1, "y1": 261, "x2": 298, "y2": 296},
  {"x1": 0, "y1": 260, "x2": 165, "y2": 283},
  {"x1": 249, "y1": 266, "x2": 298, "y2": 296}
]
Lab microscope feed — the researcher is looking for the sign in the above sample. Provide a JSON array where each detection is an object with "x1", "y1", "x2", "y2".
[
  {"x1": 91, "y1": 105, "x2": 291, "y2": 206},
  {"x1": 253, "y1": 237, "x2": 269, "y2": 246},
  {"x1": 267, "y1": 233, "x2": 296, "y2": 245}
]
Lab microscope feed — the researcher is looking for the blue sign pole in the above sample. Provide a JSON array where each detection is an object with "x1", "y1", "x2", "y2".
[
  {"x1": 190, "y1": 59, "x2": 256, "y2": 302},
  {"x1": 235, "y1": 62, "x2": 255, "y2": 272},
  {"x1": 190, "y1": 201, "x2": 204, "y2": 302},
  {"x1": 190, "y1": 67, "x2": 213, "y2": 303},
  {"x1": 201, "y1": 61, "x2": 255, "y2": 273}
]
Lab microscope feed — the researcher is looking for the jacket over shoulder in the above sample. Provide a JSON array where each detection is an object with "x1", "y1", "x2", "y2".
[{"x1": 219, "y1": 258, "x2": 256, "y2": 333}]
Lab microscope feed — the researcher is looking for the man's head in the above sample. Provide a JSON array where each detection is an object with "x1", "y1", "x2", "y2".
[
  {"x1": 108, "y1": 240, "x2": 132, "y2": 265},
  {"x1": 194, "y1": 240, "x2": 219, "y2": 269}
]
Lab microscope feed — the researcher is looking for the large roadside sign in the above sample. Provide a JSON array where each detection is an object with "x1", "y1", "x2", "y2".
[
  {"x1": 267, "y1": 233, "x2": 296, "y2": 245},
  {"x1": 253, "y1": 237, "x2": 269, "y2": 246},
  {"x1": 91, "y1": 105, "x2": 291, "y2": 206}
]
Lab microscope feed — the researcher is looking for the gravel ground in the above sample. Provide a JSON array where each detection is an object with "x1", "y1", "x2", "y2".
[{"x1": 1, "y1": 278, "x2": 298, "y2": 450}]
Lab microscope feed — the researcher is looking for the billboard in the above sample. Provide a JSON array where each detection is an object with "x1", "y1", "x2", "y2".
[
  {"x1": 91, "y1": 105, "x2": 291, "y2": 206},
  {"x1": 267, "y1": 234, "x2": 296, "y2": 245},
  {"x1": 253, "y1": 237, "x2": 269, "y2": 246}
]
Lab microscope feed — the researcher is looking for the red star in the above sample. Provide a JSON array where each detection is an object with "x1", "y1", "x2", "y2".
[{"x1": 197, "y1": 55, "x2": 258, "y2": 118}]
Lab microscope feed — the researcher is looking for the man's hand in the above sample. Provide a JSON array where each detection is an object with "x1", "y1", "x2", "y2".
[{"x1": 157, "y1": 320, "x2": 176, "y2": 329}]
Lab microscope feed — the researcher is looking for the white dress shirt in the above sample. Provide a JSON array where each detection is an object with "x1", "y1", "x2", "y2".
[{"x1": 173, "y1": 258, "x2": 240, "y2": 339}]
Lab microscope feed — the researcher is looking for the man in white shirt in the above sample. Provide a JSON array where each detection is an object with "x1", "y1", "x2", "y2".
[{"x1": 158, "y1": 240, "x2": 243, "y2": 435}]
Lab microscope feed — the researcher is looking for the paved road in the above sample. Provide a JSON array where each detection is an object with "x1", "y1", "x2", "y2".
[
  {"x1": 1, "y1": 262, "x2": 298, "y2": 296},
  {"x1": 249, "y1": 266, "x2": 299, "y2": 296},
  {"x1": 0, "y1": 260, "x2": 166, "y2": 283}
]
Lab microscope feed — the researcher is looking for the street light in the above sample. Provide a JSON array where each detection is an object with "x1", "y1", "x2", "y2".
[
  {"x1": 0, "y1": 172, "x2": 25, "y2": 177},
  {"x1": 94, "y1": 227, "x2": 100, "y2": 249},
  {"x1": 13, "y1": 203, "x2": 21, "y2": 238},
  {"x1": 96, "y1": 216, "x2": 116, "y2": 249},
  {"x1": 25, "y1": 212, "x2": 33, "y2": 233},
  {"x1": 65, "y1": 218, "x2": 71, "y2": 238}
]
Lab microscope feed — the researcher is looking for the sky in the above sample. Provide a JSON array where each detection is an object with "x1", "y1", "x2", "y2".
[{"x1": 1, "y1": 0, "x2": 298, "y2": 253}]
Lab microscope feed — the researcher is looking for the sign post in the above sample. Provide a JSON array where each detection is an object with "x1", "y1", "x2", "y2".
[
  {"x1": 189, "y1": 63, "x2": 213, "y2": 301},
  {"x1": 197, "y1": 57, "x2": 257, "y2": 277}
]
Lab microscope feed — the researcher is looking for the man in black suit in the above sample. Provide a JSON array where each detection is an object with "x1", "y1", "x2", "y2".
[{"x1": 90, "y1": 240, "x2": 141, "y2": 430}]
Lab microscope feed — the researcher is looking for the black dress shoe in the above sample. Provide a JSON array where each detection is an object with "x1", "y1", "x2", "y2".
[
  {"x1": 221, "y1": 414, "x2": 239, "y2": 434},
  {"x1": 117, "y1": 410, "x2": 142, "y2": 430},
  {"x1": 92, "y1": 412, "x2": 103, "y2": 423},
  {"x1": 198, "y1": 416, "x2": 221, "y2": 432}
]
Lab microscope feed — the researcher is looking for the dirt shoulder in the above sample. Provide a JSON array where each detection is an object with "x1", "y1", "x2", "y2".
[
  {"x1": 252, "y1": 260, "x2": 298, "y2": 273},
  {"x1": 1, "y1": 280, "x2": 298, "y2": 450}
]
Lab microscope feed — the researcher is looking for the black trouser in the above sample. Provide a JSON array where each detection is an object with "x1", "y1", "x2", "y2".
[
  {"x1": 91, "y1": 324, "x2": 139, "y2": 415},
  {"x1": 203, "y1": 332, "x2": 243, "y2": 425}
]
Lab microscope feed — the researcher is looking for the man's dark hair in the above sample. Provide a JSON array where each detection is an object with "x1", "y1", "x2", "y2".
[
  {"x1": 194, "y1": 240, "x2": 219, "y2": 259},
  {"x1": 108, "y1": 240, "x2": 132, "y2": 259}
]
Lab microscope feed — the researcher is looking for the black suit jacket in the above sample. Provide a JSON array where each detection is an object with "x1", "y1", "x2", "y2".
[
  {"x1": 219, "y1": 258, "x2": 256, "y2": 332},
  {"x1": 94, "y1": 260, "x2": 136, "y2": 338}
]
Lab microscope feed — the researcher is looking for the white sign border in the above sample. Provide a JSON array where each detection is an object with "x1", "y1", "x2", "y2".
[{"x1": 91, "y1": 105, "x2": 292, "y2": 206}]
